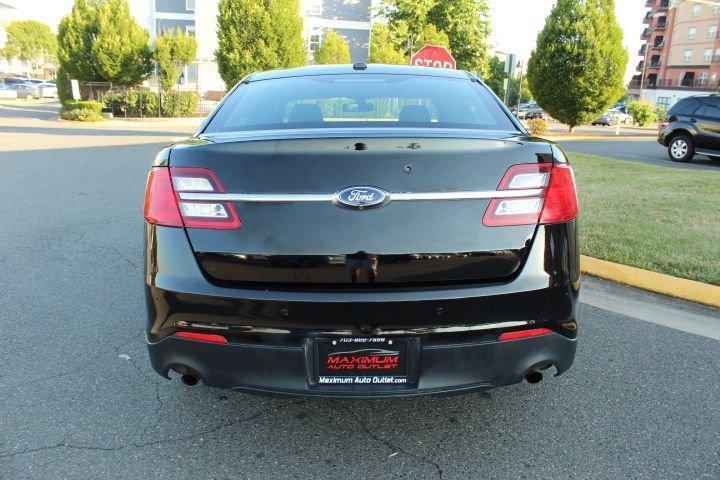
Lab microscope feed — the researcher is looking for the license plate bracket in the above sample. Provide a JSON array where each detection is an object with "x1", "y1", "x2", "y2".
[{"x1": 314, "y1": 337, "x2": 413, "y2": 387}]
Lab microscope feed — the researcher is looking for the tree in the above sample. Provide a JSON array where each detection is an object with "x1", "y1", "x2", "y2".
[
  {"x1": 92, "y1": 0, "x2": 153, "y2": 85},
  {"x1": 215, "y1": 0, "x2": 305, "y2": 88},
  {"x1": 484, "y1": 56, "x2": 506, "y2": 99},
  {"x1": 378, "y1": 0, "x2": 491, "y2": 74},
  {"x1": 368, "y1": 23, "x2": 406, "y2": 64},
  {"x1": 314, "y1": 29, "x2": 350, "y2": 64},
  {"x1": 3, "y1": 20, "x2": 56, "y2": 72},
  {"x1": 527, "y1": 0, "x2": 628, "y2": 132},
  {"x1": 155, "y1": 28, "x2": 198, "y2": 91},
  {"x1": 57, "y1": 0, "x2": 103, "y2": 82}
]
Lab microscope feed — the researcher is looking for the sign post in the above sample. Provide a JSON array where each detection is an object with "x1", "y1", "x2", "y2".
[
  {"x1": 70, "y1": 79, "x2": 81, "y2": 100},
  {"x1": 411, "y1": 45, "x2": 457, "y2": 70}
]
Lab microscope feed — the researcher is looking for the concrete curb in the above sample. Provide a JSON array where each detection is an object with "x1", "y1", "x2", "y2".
[{"x1": 580, "y1": 255, "x2": 720, "y2": 309}]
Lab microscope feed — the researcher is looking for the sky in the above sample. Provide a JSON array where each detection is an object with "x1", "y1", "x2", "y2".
[
  {"x1": 488, "y1": 0, "x2": 647, "y2": 81},
  {"x1": 4, "y1": 0, "x2": 647, "y2": 80}
]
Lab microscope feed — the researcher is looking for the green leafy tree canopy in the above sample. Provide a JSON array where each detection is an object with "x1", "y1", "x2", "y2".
[
  {"x1": 215, "y1": 0, "x2": 305, "y2": 88},
  {"x1": 92, "y1": 0, "x2": 153, "y2": 86},
  {"x1": 527, "y1": 0, "x2": 628, "y2": 132},
  {"x1": 155, "y1": 28, "x2": 198, "y2": 91},
  {"x1": 483, "y1": 56, "x2": 506, "y2": 99},
  {"x1": 3, "y1": 20, "x2": 56, "y2": 71},
  {"x1": 313, "y1": 28, "x2": 351, "y2": 64},
  {"x1": 368, "y1": 23, "x2": 406, "y2": 64},
  {"x1": 57, "y1": 0, "x2": 102, "y2": 82},
  {"x1": 378, "y1": 0, "x2": 491, "y2": 74}
]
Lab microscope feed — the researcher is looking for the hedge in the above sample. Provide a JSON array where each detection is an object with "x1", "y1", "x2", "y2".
[
  {"x1": 103, "y1": 89, "x2": 198, "y2": 117},
  {"x1": 63, "y1": 100, "x2": 102, "y2": 114}
]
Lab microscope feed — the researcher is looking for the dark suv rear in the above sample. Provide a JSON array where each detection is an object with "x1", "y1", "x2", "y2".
[
  {"x1": 143, "y1": 64, "x2": 580, "y2": 398},
  {"x1": 659, "y1": 95, "x2": 720, "y2": 163}
]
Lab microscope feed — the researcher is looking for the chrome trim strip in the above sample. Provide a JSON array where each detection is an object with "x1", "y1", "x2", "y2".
[
  {"x1": 376, "y1": 320, "x2": 530, "y2": 336},
  {"x1": 178, "y1": 189, "x2": 543, "y2": 202}
]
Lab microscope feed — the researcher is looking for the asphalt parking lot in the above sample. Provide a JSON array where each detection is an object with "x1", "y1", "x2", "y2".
[
  {"x1": 1, "y1": 101, "x2": 719, "y2": 479},
  {"x1": 559, "y1": 138, "x2": 720, "y2": 171}
]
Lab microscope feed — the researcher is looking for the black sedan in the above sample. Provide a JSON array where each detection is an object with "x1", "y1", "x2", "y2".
[{"x1": 143, "y1": 64, "x2": 580, "y2": 398}]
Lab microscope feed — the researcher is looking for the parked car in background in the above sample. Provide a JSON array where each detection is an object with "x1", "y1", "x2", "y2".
[
  {"x1": 10, "y1": 82, "x2": 40, "y2": 99},
  {"x1": 0, "y1": 82, "x2": 18, "y2": 99},
  {"x1": 2, "y1": 77, "x2": 31, "y2": 86},
  {"x1": 37, "y1": 82, "x2": 58, "y2": 98},
  {"x1": 143, "y1": 64, "x2": 580, "y2": 397},
  {"x1": 609, "y1": 109, "x2": 633, "y2": 125},
  {"x1": 513, "y1": 108, "x2": 529, "y2": 119},
  {"x1": 658, "y1": 95, "x2": 720, "y2": 163},
  {"x1": 25, "y1": 78, "x2": 45, "y2": 84},
  {"x1": 591, "y1": 111, "x2": 615, "y2": 126},
  {"x1": 525, "y1": 109, "x2": 548, "y2": 120}
]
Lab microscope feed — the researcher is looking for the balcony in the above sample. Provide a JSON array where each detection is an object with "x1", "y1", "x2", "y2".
[
  {"x1": 641, "y1": 28, "x2": 650, "y2": 39},
  {"x1": 637, "y1": 60, "x2": 645, "y2": 72},
  {"x1": 713, "y1": 56, "x2": 720, "y2": 64},
  {"x1": 651, "y1": 40, "x2": 665, "y2": 49},
  {"x1": 648, "y1": 58, "x2": 662, "y2": 68},
  {"x1": 654, "y1": 18, "x2": 667, "y2": 30},
  {"x1": 639, "y1": 44, "x2": 647, "y2": 56},
  {"x1": 643, "y1": 11, "x2": 652, "y2": 23},
  {"x1": 657, "y1": 0, "x2": 669, "y2": 11},
  {"x1": 654, "y1": 78, "x2": 719, "y2": 89}
]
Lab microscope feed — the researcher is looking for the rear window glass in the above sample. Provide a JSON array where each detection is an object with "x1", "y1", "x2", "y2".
[
  {"x1": 204, "y1": 74, "x2": 517, "y2": 133},
  {"x1": 669, "y1": 98, "x2": 701, "y2": 115}
]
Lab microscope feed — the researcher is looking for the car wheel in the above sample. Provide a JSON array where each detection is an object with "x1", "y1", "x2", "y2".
[{"x1": 668, "y1": 135, "x2": 695, "y2": 163}]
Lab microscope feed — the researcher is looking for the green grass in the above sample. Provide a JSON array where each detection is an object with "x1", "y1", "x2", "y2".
[{"x1": 568, "y1": 152, "x2": 720, "y2": 286}]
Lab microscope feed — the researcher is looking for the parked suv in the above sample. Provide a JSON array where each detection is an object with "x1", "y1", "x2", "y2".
[{"x1": 658, "y1": 95, "x2": 720, "y2": 163}]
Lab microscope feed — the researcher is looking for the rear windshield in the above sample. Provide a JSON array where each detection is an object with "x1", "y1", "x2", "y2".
[{"x1": 204, "y1": 74, "x2": 518, "y2": 133}]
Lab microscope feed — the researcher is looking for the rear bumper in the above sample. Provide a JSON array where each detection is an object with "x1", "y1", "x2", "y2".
[
  {"x1": 148, "y1": 332, "x2": 576, "y2": 398},
  {"x1": 145, "y1": 221, "x2": 580, "y2": 397}
]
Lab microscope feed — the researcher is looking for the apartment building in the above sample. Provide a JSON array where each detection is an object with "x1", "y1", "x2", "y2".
[
  {"x1": 630, "y1": 0, "x2": 720, "y2": 109},
  {"x1": 133, "y1": 0, "x2": 374, "y2": 96}
]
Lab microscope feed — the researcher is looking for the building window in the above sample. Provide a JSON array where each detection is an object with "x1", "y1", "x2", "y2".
[
  {"x1": 185, "y1": 25, "x2": 195, "y2": 36},
  {"x1": 308, "y1": 0, "x2": 322, "y2": 16},
  {"x1": 186, "y1": 0, "x2": 195, "y2": 11},
  {"x1": 308, "y1": 33, "x2": 322, "y2": 52},
  {"x1": 688, "y1": 27, "x2": 697, "y2": 39},
  {"x1": 704, "y1": 48, "x2": 713, "y2": 61},
  {"x1": 692, "y1": 4, "x2": 701, "y2": 17},
  {"x1": 684, "y1": 49, "x2": 693, "y2": 62},
  {"x1": 700, "y1": 72, "x2": 709, "y2": 84},
  {"x1": 709, "y1": 25, "x2": 718, "y2": 38},
  {"x1": 657, "y1": 97, "x2": 671, "y2": 108},
  {"x1": 714, "y1": 6, "x2": 720, "y2": 14},
  {"x1": 712, "y1": 73, "x2": 718, "y2": 83}
]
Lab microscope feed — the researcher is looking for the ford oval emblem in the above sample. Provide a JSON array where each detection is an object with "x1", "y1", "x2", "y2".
[{"x1": 334, "y1": 186, "x2": 390, "y2": 210}]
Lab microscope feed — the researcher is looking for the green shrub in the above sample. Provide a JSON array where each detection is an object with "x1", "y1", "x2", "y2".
[
  {"x1": 103, "y1": 89, "x2": 159, "y2": 116},
  {"x1": 527, "y1": 118, "x2": 548, "y2": 136},
  {"x1": 63, "y1": 100, "x2": 102, "y2": 114},
  {"x1": 161, "y1": 91, "x2": 198, "y2": 116},
  {"x1": 655, "y1": 105, "x2": 667, "y2": 120},
  {"x1": 626, "y1": 101, "x2": 656, "y2": 126},
  {"x1": 60, "y1": 107, "x2": 103, "y2": 122}
]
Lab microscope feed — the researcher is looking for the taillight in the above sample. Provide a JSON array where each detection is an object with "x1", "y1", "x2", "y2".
[
  {"x1": 173, "y1": 331, "x2": 228, "y2": 343},
  {"x1": 143, "y1": 167, "x2": 241, "y2": 229},
  {"x1": 143, "y1": 168, "x2": 183, "y2": 227},
  {"x1": 482, "y1": 162, "x2": 578, "y2": 226},
  {"x1": 498, "y1": 328, "x2": 553, "y2": 341}
]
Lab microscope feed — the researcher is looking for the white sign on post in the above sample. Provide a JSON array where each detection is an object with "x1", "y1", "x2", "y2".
[{"x1": 70, "y1": 79, "x2": 80, "y2": 100}]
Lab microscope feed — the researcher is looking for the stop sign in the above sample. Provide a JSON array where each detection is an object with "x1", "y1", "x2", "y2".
[{"x1": 411, "y1": 45, "x2": 457, "y2": 69}]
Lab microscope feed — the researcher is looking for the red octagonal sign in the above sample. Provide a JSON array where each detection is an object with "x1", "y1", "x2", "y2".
[{"x1": 411, "y1": 45, "x2": 457, "y2": 69}]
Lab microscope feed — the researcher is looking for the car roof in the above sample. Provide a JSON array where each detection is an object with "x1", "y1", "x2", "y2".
[{"x1": 247, "y1": 64, "x2": 472, "y2": 82}]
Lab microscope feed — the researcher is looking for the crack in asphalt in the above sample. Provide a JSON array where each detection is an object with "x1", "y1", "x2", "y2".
[
  {"x1": 0, "y1": 399, "x2": 307, "y2": 460},
  {"x1": 340, "y1": 405, "x2": 444, "y2": 479}
]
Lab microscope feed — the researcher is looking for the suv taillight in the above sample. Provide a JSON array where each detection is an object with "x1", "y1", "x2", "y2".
[
  {"x1": 483, "y1": 163, "x2": 578, "y2": 227},
  {"x1": 143, "y1": 167, "x2": 241, "y2": 229}
]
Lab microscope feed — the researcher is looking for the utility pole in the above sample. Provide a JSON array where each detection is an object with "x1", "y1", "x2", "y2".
[{"x1": 516, "y1": 60, "x2": 524, "y2": 115}]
